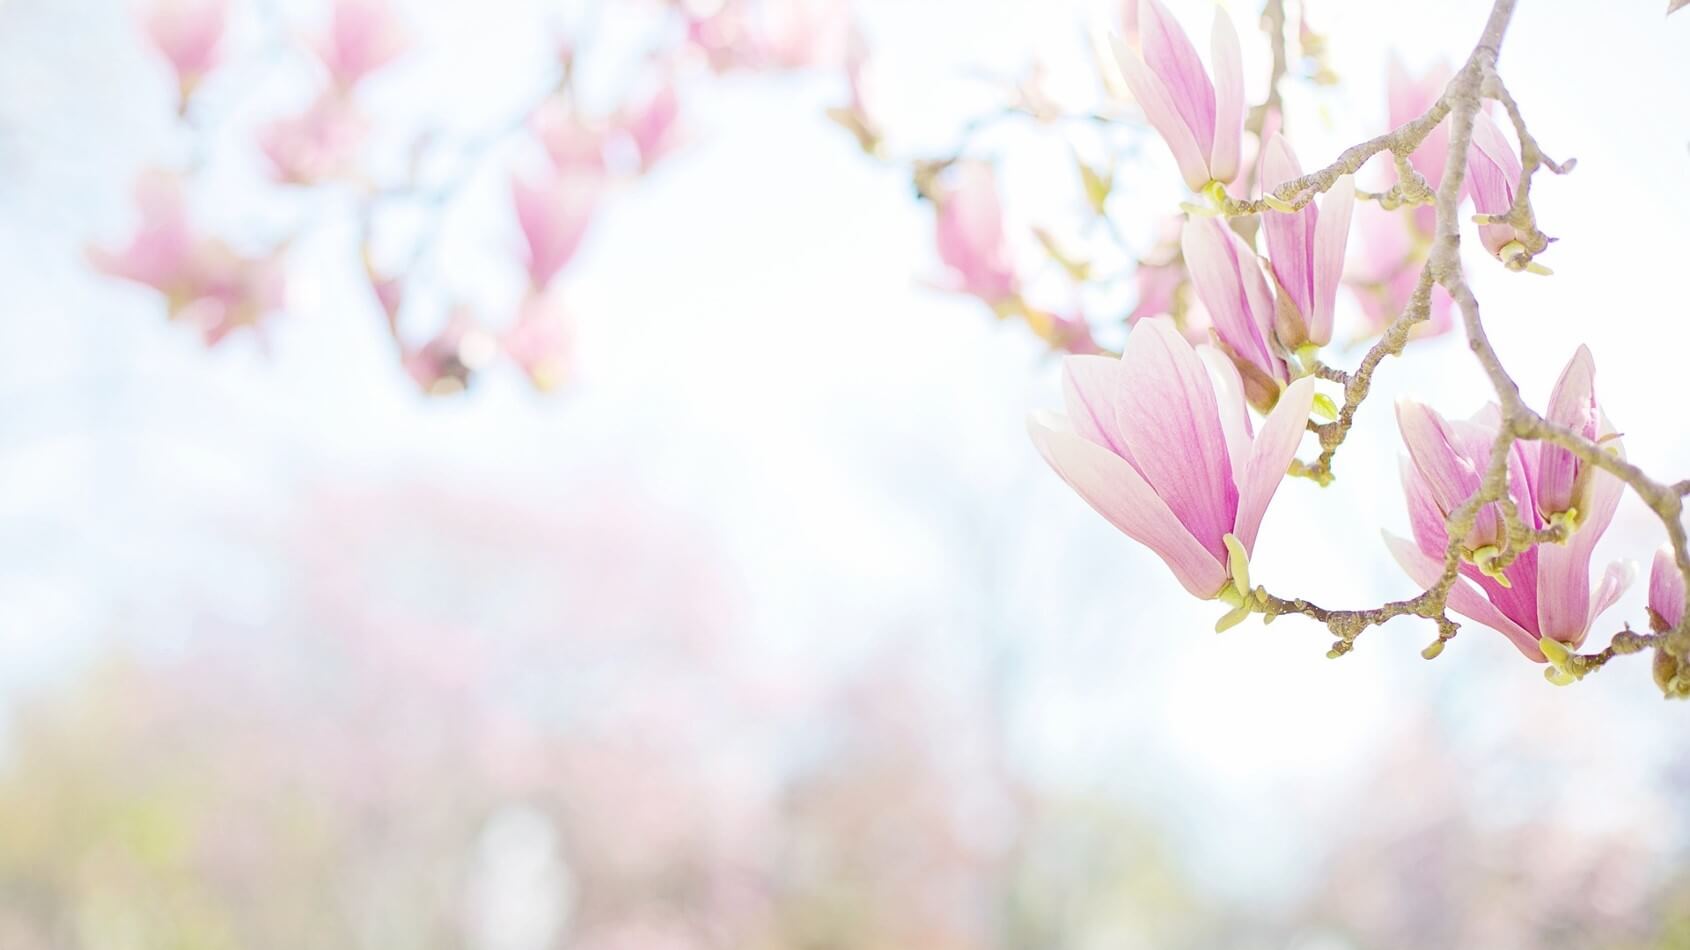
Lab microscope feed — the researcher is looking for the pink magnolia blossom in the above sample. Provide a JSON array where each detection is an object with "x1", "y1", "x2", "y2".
[
  {"x1": 512, "y1": 167, "x2": 601, "y2": 290},
  {"x1": 1346, "y1": 200, "x2": 1455, "y2": 339},
  {"x1": 1386, "y1": 349, "x2": 1630, "y2": 661},
  {"x1": 1258, "y1": 135, "x2": 1355, "y2": 349},
  {"x1": 503, "y1": 289, "x2": 573, "y2": 392},
  {"x1": 934, "y1": 162, "x2": 1019, "y2": 307},
  {"x1": 1180, "y1": 216, "x2": 1287, "y2": 409},
  {"x1": 621, "y1": 79, "x2": 682, "y2": 171},
  {"x1": 1113, "y1": 0, "x2": 1244, "y2": 192},
  {"x1": 530, "y1": 98, "x2": 609, "y2": 171},
  {"x1": 402, "y1": 308, "x2": 495, "y2": 395},
  {"x1": 89, "y1": 170, "x2": 286, "y2": 344},
  {"x1": 256, "y1": 92, "x2": 368, "y2": 185},
  {"x1": 1029, "y1": 317, "x2": 1315, "y2": 599},
  {"x1": 1467, "y1": 111, "x2": 1528, "y2": 261},
  {"x1": 142, "y1": 0, "x2": 228, "y2": 111},
  {"x1": 316, "y1": 0, "x2": 406, "y2": 89},
  {"x1": 1388, "y1": 56, "x2": 1453, "y2": 237},
  {"x1": 1650, "y1": 547, "x2": 1685, "y2": 631},
  {"x1": 755, "y1": 0, "x2": 850, "y2": 69}
]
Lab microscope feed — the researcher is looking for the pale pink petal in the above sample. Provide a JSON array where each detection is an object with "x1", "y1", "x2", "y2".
[
  {"x1": 1259, "y1": 135, "x2": 1315, "y2": 322},
  {"x1": 1396, "y1": 400, "x2": 1480, "y2": 525},
  {"x1": 1651, "y1": 546, "x2": 1686, "y2": 629},
  {"x1": 1535, "y1": 345, "x2": 1597, "y2": 517},
  {"x1": 319, "y1": 0, "x2": 406, "y2": 88},
  {"x1": 1114, "y1": 40, "x2": 1210, "y2": 191},
  {"x1": 1180, "y1": 217, "x2": 1283, "y2": 386},
  {"x1": 512, "y1": 169, "x2": 600, "y2": 289},
  {"x1": 1060, "y1": 355, "x2": 1130, "y2": 456},
  {"x1": 1206, "y1": 8, "x2": 1244, "y2": 184},
  {"x1": 1114, "y1": 318, "x2": 1237, "y2": 560},
  {"x1": 1138, "y1": 0, "x2": 1216, "y2": 156},
  {"x1": 1581, "y1": 561, "x2": 1635, "y2": 647},
  {"x1": 1309, "y1": 176, "x2": 1354, "y2": 346},
  {"x1": 1029, "y1": 413, "x2": 1228, "y2": 598},
  {"x1": 1197, "y1": 344, "x2": 1252, "y2": 490},
  {"x1": 1399, "y1": 456, "x2": 1449, "y2": 556},
  {"x1": 1231, "y1": 376, "x2": 1314, "y2": 552},
  {"x1": 1467, "y1": 112, "x2": 1521, "y2": 255},
  {"x1": 1385, "y1": 533, "x2": 1541, "y2": 660}
]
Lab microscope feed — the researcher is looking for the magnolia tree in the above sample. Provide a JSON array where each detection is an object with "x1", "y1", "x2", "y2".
[{"x1": 97, "y1": 0, "x2": 1690, "y2": 696}]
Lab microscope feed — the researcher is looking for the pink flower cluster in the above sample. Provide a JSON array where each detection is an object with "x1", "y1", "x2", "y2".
[{"x1": 1024, "y1": 0, "x2": 1648, "y2": 664}]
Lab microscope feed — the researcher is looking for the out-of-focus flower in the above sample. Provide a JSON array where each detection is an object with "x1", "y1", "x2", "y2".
[
  {"x1": 1386, "y1": 352, "x2": 1629, "y2": 661},
  {"x1": 1180, "y1": 216, "x2": 1287, "y2": 410},
  {"x1": 620, "y1": 78, "x2": 681, "y2": 172},
  {"x1": 1467, "y1": 111, "x2": 1532, "y2": 264},
  {"x1": 1112, "y1": 0, "x2": 1243, "y2": 192},
  {"x1": 362, "y1": 248, "x2": 404, "y2": 329},
  {"x1": 1388, "y1": 55, "x2": 1453, "y2": 236},
  {"x1": 1029, "y1": 317, "x2": 1315, "y2": 599},
  {"x1": 402, "y1": 307, "x2": 496, "y2": 395},
  {"x1": 316, "y1": 0, "x2": 406, "y2": 89},
  {"x1": 256, "y1": 92, "x2": 368, "y2": 185},
  {"x1": 503, "y1": 288, "x2": 573, "y2": 392},
  {"x1": 1650, "y1": 547, "x2": 1685, "y2": 631},
  {"x1": 755, "y1": 0, "x2": 849, "y2": 69},
  {"x1": 531, "y1": 99, "x2": 609, "y2": 171},
  {"x1": 89, "y1": 170, "x2": 286, "y2": 344},
  {"x1": 142, "y1": 0, "x2": 228, "y2": 112},
  {"x1": 512, "y1": 167, "x2": 600, "y2": 290},
  {"x1": 1346, "y1": 201, "x2": 1454, "y2": 340},
  {"x1": 933, "y1": 162, "x2": 1019, "y2": 307},
  {"x1": 1258, "y1": 135, "x2": 1354, "y2": 349},
  {"x1": 826, "y1": 32, "x2": 883, "y2": 156}
]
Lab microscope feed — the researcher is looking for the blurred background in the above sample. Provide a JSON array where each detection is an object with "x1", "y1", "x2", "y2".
[{"x1": 2, "y1": 0, "x2": 1690, "y2": 946}]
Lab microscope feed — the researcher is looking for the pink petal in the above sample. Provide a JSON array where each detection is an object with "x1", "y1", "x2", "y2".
[
  {"x1": 1651, "y1": 546, "x2": 1686, "y2": 629},
  {"x1": 1114, "y1": 318, "x2": 1238, "y2": 560},
  {"x1": 1180, "y1": 217, "x2": 1283, "y2": 386},
  {"x1": 1206, "y1": 8, "x2": 1244, "y2": 184},
  {"x1": 1114, "y1": 39, "x2": 1210, "y2": 191},
  {"x1": 1259, "y1": 135, "x2": 1315, "y2": 322},
  {"x1": 1029, "y1": 413, "x2": 1228, "y2": 598},
  {"x1": 1138, "y1": 0, "x2": 1216, "y2": 158},
  {"x1": 1309, "y1": 176, "x2": 1355, "y2": 347},
  {"x1": 1060, "y1": 355, "x2": 1131, "y2": 456},
  {"x1": 1399, "y1": 455, "x2": 1450, "y2": 555},
  {"x1": 1535, "y1": 345, "x2": 1597, "y2": 517},
  {"x1": 1385, "y1": 533, "x2": 1541, "y2": 660},
  {"x1": 1197, "y1": 344, "x2": 1252, "y2": 490},
  {"x1": 1232, "y1": 376, "x2": 1314, "y2": 552},
  {"x1": 1583, "y1": 561, "x2": 1634, "y2": 647}
]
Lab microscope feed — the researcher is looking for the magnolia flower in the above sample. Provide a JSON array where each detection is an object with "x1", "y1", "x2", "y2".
[
  {"x1": 89, "y1": 170, "x2": 286, "y2": 344},
  {"x1": 317, "y1": 0, "x2": 406, "y2": 89},
  {"x1": 621, "y1": 79, "x2": 681, "y2": 172},
  {"x1": 142, "y1": 0, "x2": 228, "y2": 111},
  {"x1": 1651, "y1": 547, "x2": 1686, "y2": 632},
  {"x1": 1180, "y1": 216, "x2": 1287, "y2": 410},
  {"x1": 1388, "y1": 56, "x2": 1453, "y2": 236},
  {"x1": 256, "y1": 92, "x2": 368, "y2": 185},
  {"x1": 1466, "y1": 111, "x2": 1532, "y2": 263},
  {"x1": 504, "y1": 289, "x2": 573, "y2": 392},
  {"x1": 403, "y1": 308, "x2": 496, "y2": 395},
  {"x1": 933, "y1": 162, "x2": 1019, "y2": 307},
  {"x1": 531, "y1": 99, "x2": 609, "y2": 172},
  {"x1": 1386, "y1": 349, "x2": 1629, "y2": 662},
  {"x1": 826, "y1": 32, "x2": 883, "y2": 156},
  {"x1": 1113, "y1": 0, "x2": 1243, "y2": 193},
  {"x1": 1346, "y1": 200, "x2": 1454, "y2": 339},
  {"x1": 1258, "y1": 135, "x2": 1354, "y2": 349},
  {"x1": 1029, "y1": 317, "x2": 1315, "y2": 601},
  {"x1": 512, "y1": 167, "x2": 601, "y2": 290}
]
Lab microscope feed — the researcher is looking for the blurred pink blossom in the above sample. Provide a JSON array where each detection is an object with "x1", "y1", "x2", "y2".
[
  {"x1": 316, "y1": 0, "x2": 407, "y2": 88},
  {"x1": 142, "y1": 0, "x2": 228, "y2": 111},
  {"x1": 1651, "y1": 547, "x2": 1685, "y2": 632},
  {"x1": 1346, "y1": 201, "x2": 1454, "y2": 340},
  {"x1": 531, "y1": 98, "x2": 609, "y2": 171},
  {"x1": 620, "y1": 78, "x2": 682, "y2": 171},
  {"x1": 512, "y1": 167, "x2": 601, "y2": 290},
  {"x1": 503, "y1": 289, "x2": 573, "y2": 392},
  {"x1": 933, "y1": 162, "x2": 1018, "y2": 307},
  {"x1": 89, "y1": 170, "x2": 286, "y2": 344},
  {"x1": 402, "y1": 307, "x2": 495, "y2": 395},
  {"x1": 256, "y1": 92, "x2": 368, "y2": 185}
]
